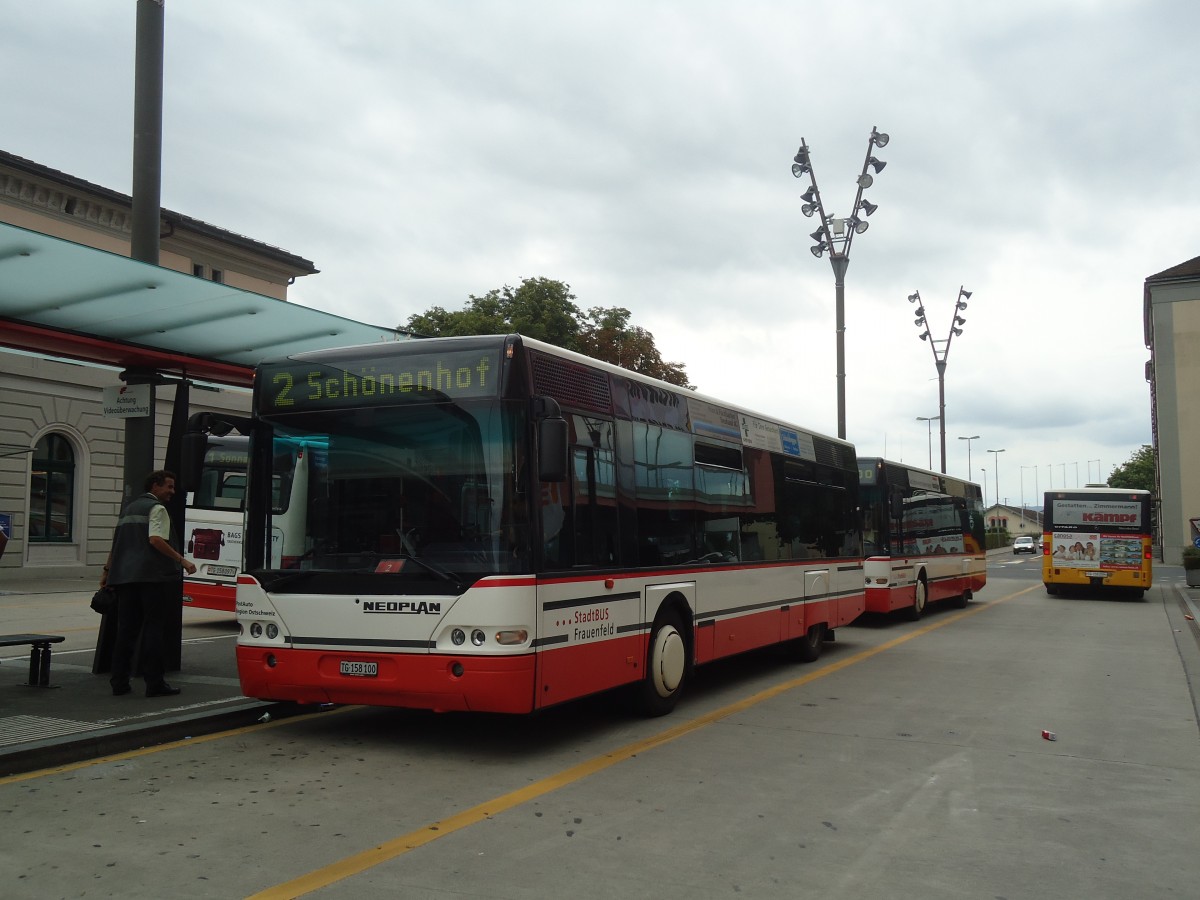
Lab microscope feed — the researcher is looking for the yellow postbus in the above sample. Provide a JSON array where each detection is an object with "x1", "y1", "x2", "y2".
[{"x1": 1042, "y1": 488, "x2": 1152, "y2": 596}]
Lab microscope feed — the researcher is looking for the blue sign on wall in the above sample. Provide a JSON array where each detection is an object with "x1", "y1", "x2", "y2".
[{"x1": 0, "y1": 513, "x2": 10, "y2": 538}]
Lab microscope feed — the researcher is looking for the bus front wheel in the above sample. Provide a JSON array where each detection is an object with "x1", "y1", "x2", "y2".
[{"x1": 636, "y1": 612, "x2": 688, "y2": 717}]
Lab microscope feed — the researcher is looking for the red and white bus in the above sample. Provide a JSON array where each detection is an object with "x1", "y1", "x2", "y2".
[
  {"x1": 189, "y1": 334, "x2": 868, "y2": 715},
  {"x1": 858, "y1": 457, "x2": 986, "y2": 619}
]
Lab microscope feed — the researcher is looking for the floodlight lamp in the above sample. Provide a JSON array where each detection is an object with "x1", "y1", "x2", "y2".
[
  {"x1": 952, "y1": 327, "x2": 963, "y2": 336},
  {"x1": 810, "y1": 228, "x2": 825, "y2": 243},
  {"x1": 907, "y1": 292, "x2": 920, "y2": 303},
  {"x1": 867, "y1": 157, "x2": 887, "y2": 174},
  {"x1": 791, "y1": 163, "x2": 807, "y2": 178},
  {"x1": 871, "y1": 128, "x2": 889, "y2": 148},
  {"x1": 857, "y1": 173, "x2": 874, "y2": 189},
  {"x1": 956, "y1": 300, "x2": 968, "y2": 310},
  {"x1": 854, "y1": 219, "x2": 868, "y2": 234},
  {"x1": 801, "y1": 202, "x2": 818, "y2": 217},
  {"x1": 801, "y1": 186, "x2": 818, "y2": 204},
  {"x1": 860, "y1": 200, "x2": 878, "y2": 216},
  {"x1": 915, "y1": 316, "x2": 925, "y2": 326},
  {"x1": 919, "y1": 332, "x2": 929, "y2": 341},
  {"x1": 955, "y1": 316, "x2": 966, "y2": 325},
  {"x1": 794, "y1": 146, "x2": 810, "y2": 166},
  {"x1": 810, "y1": 244, "x2": 825, "y2": 258},
  {"x1": 960, "y1": 289, "x2": 972, "y2": 299},
  {"x1": 914, "y1": 305, "x2": 925, "y2": 317}
]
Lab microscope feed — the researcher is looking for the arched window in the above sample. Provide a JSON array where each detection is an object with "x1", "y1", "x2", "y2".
[{"x1": 29, "y1": 433, "x2": 75, "y2": 543}]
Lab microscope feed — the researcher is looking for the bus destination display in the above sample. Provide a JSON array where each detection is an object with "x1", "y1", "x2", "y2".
[{"x1": 258, "y1": 349, "x2": 501, "y2": 413}]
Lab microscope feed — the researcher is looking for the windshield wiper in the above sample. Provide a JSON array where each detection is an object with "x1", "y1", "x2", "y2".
[
  {"x1": 392, "y1": 552, "x2": 464, "y2": 588},
  {"x1": 256, "y1": 569, "x2": 318, "y2": 591}
]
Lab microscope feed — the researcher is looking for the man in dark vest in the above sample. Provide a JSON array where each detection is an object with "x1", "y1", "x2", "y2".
[{"x1": 101, "y1": 469, "x2": 197, "y2": 697}]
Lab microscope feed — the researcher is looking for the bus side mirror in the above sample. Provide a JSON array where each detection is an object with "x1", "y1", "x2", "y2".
[
  {"x1": 537, "y1": 416, "x2": 568, "y2": 483},
  {"x1": 181, "y1": 431, "x2": 209, "y2": 493}
]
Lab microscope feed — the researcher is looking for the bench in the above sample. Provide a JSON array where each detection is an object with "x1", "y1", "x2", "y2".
[{"x1": 0, "y1": 634, "x2": 66, "y2": 687}]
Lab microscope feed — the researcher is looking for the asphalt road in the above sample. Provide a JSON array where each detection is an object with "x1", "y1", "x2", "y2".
[{"x1": 3, "y1": 560, "x2": 1198, "y2": 900}]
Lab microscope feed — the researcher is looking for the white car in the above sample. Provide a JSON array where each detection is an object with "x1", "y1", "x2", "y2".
[{"x1": 1012, "y1": 535, "x2": 1038, "y2": 555}]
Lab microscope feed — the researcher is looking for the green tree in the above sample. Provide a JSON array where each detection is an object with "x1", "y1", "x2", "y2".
[
  {"x1": 405, "y1": 278, "x2": 690, "y2": 386},
  {"x1": 405, "y1": 277, "x2": 582, "y2": 346},
  {"x1": 577, "y1": 306, "x2": 691, "y2": 387},
  {"x1": 1108, "y1": 444, "x2": 1155, "y2": 492}
]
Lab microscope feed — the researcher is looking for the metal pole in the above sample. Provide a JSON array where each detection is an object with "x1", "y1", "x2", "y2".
[
  {"x1": 123, "y1": 0, "x2": 165, "y2": 549},
  {"x1": 131, "y1": 0, "x2": 164, "y2": 265},
  {"x1": 936, "y1": 360, "x2": 947, "y2": 472},
  {"x1": 832, "y1": 256, "x2": 848, "y2": 439}
]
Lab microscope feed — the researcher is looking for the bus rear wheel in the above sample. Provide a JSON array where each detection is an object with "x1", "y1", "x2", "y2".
[
  {"x1": 794, "y1": 623, "x2": 825, "y2": 663},
  {"x1": 636, "y1": 612, "x2": 688, "y2": 717},
  {"x1": 905, "y1": 577, "x2": 927, "y2": 621}
]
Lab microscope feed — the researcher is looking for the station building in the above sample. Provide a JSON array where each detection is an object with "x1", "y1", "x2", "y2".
[
  {"x1": 0, "y1": 149, "x2": 316, "y2": 578},
  {"x1": 1144, "y1": 257, "x2": 1200, "y2": 565}
]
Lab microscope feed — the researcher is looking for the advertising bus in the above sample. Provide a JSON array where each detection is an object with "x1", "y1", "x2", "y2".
[
  {"x1": 858, "y1": 457, "x2": 986, "y2": 619},
  {"x1": 1042, "y1": 487, "x2": 1153, "y2": 596},
  {"x1": 182, "y1": 435, "x2": 248, "y2": 612},
  {"x1": 186, "y1": 334, "x2": 868, "y2": 716},
  {"x1": 183, "y1": 434, "x2": 312, "y2": 611}
]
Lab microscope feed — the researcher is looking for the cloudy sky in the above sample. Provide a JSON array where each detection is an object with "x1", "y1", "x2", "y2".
[{"x1": 5, "y1": 0, "x2": 1197, "y2": 508}]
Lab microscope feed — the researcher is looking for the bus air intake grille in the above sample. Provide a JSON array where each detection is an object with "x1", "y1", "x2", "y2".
[{"x1": 530, "y1": 351, "x2": 613, "y2": 413}]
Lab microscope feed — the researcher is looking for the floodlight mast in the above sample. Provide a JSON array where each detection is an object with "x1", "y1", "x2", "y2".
[
  {"x1": 908, "y1": 285, "x2": 972, "y2": 472},
  {"x1": 790, "y1": 126, "x2": 889, "y2": 440}
]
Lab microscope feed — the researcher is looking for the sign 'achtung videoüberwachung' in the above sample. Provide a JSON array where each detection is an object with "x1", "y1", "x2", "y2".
[{"x1": 101, "y1": 383, "x2": 151, "y2": 418}]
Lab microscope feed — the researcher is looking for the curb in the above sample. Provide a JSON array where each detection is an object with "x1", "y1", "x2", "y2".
[{"x1": 1, "y1": 699, "x2": 300, "y2": 778}]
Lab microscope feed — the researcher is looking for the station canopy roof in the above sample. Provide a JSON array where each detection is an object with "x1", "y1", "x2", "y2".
[{"x1": 0, "y1": 221, "x2": 407, "y2": 388}]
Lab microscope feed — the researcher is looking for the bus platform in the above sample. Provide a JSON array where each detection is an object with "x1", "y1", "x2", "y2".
[{"x1": 0, "y1": 570, "x2": 294, "y2": 778}]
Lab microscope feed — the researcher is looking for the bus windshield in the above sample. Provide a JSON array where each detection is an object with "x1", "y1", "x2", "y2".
[{"x1": 257, "y1": 398, "x2": 529, "y2": 583}]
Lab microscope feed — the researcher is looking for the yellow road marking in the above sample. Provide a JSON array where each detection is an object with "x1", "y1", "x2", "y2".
[{"x1": 248, "y1": 586, "x2": 1035, "y2": 899}]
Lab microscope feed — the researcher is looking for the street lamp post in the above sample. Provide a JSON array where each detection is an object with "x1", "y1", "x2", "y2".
[
  {"x1": 916, "y1": 416, "x2": 940, "y2": 470},
  {"x1": 909, "y1": 286, "x2": 972, "y2": 473},
  {"x1": 958, "y1": 434, "x2": 980, "y2": 480},
  {"x1": 791, "y1": 126, "x2": 890, "y2": 440},
  {"x1": 988, "y1": 449, "x2": 1006, "y2": 530},
  {"x1": 981, "y1": 468, "x2": 988, "y2": 510},
  {"x1": 1089, "y1": 458, "x2": 1101, "y2": 484}
]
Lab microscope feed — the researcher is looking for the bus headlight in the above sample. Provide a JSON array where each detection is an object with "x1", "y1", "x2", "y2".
[
  {"x1": 250, "y1": 622, "x2": 263, "y2": 638},
  {"x1": 451, "y1": 628, "x2": 466, "y2": 646},
  {"x1": 266, "y1": 623, "x2": 279, "y2": 640},
  {"x1": 471, "y1": 629, "x2": 486, "y2": 646}
]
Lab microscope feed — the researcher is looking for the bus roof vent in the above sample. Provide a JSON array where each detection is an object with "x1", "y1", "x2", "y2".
[
  {"x1": 813, "y1": 437, "x2": 853, "y2": 470},
  {"x1": 529, "y1": 350, "x2": 613, "y2": 414}
]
